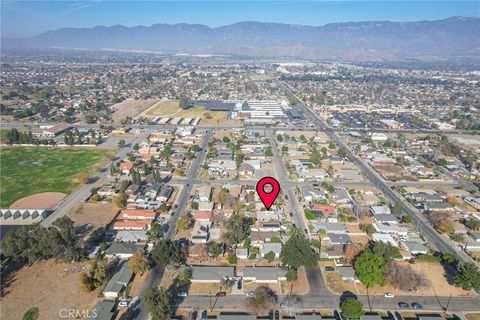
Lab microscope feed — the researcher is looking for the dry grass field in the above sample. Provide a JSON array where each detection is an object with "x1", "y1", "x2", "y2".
[
  {"x1": 9, "y1": 192, "x2": 66, "y2": 209},
  {"x1": 0, "y1": 260, "x2": 97, "y2": 320},
  {"x1": 111, "y1": 98, "x2": 159, "y2": 123},
  {"x1": 145, "y1": 100, "x2": 181, "y2": 116}
]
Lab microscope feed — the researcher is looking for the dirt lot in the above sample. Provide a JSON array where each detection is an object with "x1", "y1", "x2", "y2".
[
  {"x1": 111, "y1": 98, "x2": 159, "y2": 123},
  {"x1": 9, "y1": 192, "x2": 66, "y2": 209},
  {"x1": 0, "y1": 260, "x2": 97, "y2": 320},
  {"x1": 321, "y1": 260, "x2": 474, "y2": 297},
  {"x1": 67, "y1": 202, "x2": 119, "y2": 238},
  {"x1": 373, "y1": 164, "x2": 416, "y2": 181},
  {"x1": 145, "y1": 100, "x2": 180, "y2": 116}
]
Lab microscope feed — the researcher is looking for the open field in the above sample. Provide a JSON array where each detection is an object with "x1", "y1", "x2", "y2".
[
  {"x1": 111, "y1": 98, "x2": 159, "y2": 123},
  {"x1": 145, "y1": 99, "x2": 181, "y2": 116},
  {"x1": 321, "y1": 261, "x2": 474, "y2": 297},
  {"x1": 0, "y1": 147, "x2": 111, "y2": 207},
  {"x1": 67, "y1": 202, "x2": 119, "y2": 239},
  {"x1": 0, "y1": 260, "x2": 97, "y2": 320},
  {"x1": 9, "y1": 192, "x2": 66, "y2": 209}
]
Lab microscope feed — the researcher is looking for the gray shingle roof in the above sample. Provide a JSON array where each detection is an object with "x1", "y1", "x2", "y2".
[
  {"x1": 191, "y1": 266, "x2": 234, "y2": 281},
  {"x1": 243, "y1": 266, "x2": 287, "y2": 281}
]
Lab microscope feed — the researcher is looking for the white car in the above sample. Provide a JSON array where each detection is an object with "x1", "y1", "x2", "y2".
[
  {"x1": 384, "y1": 292, "x2": 395, "y2": 298},
  {"x1": 118, "y1": 297, "x2": 132, "y2": 307},
  {"x1": 177, "y1": 292, "x2": 188, "y2": 297},
  {"x1": 246, "y1": 292, "x2": 255, "y2": 298}
]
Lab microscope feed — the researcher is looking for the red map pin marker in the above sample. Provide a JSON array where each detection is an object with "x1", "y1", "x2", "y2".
[{"x1": 256, "y1": 176, "x2": 281, "y2": 210}]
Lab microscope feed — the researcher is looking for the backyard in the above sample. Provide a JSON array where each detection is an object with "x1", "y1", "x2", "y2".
[{"x1": 0, "y1": 147, "x2": 111, "y2": 207}]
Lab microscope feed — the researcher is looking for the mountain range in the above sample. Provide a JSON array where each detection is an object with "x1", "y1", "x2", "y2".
[{"x1": 3, "y1": 16, "x2": 479, "y2": 61}]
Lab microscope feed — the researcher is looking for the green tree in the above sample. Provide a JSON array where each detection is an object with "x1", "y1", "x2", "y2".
[
  {"x1": 176, "y1": 269, "x2": 192, "y2": 286},
  {"x1": 246, "y1": 286, "x2": 275, "y2": 315},
  {"x1": 340, "y1": 298, "x2": 364, "y2": 320},
  {"x1": 142, "y1": 287, "x2": 170, "y2": 320},
  {"x1": 176, "y1": 216, "x2": 194, "y2": 230},
  {"x1": 228, "y1": 253, "x2": 238, "y2": 265},
  {"x1": 223, "y1": 215, "x2": 251, "y2": 245},
  {"x1": 338, "y1": 148, "x2": 347, "y2": 158},
  {"x1": 371, "y1": 241, "x2": 401, "y2": 264},
  {"x1": 264, "y1": 251, "x2": 276, "y2": 262},
  {"x1": 393, "y1": 201, "x2": 403, "y2": 216},
  {"x1": 280, "y1": 230, "x2": 317, "y2": 268},
  {"x1": 22, "y1": 307, "x2": 39, "y2": 320},
  {"x1": 465, "y1": 218, "x2": 480, "y2": 231},
  {"x1": 129, "y1": 252, "x2": 149, "y2": 275},
  {"x1": 402, "y1": 215, "x2": 413, "y2": 224},
  {"x1": 148, "y1": 222, "x2": 162, "y2": 240},
  {"x1": 151, "y1": 239, "x2": 184, "y2": 267},
  {"x1": 454, "y1": 263, "x2": 480, "y2": 292},
  {"x1": 208, "y1": 243, "x2": 222, "y2": 257},
  {"x1": 264, "y1": 147, "x2": 273, "y2": 156},
  {"x1": 435, "y1": 219, "x2": 454, "y2": 234},
  {"x1": 360, "y1": 223, "x2": 376, "y2": 236},
  {"x1": 354, "y1": 249, "x2": 386, "y2": 287}
]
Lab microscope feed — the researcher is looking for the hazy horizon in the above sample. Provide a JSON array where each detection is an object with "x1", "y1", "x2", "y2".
[{"x1": 2, "y1": 0, "x2": 479, "y2": 38}]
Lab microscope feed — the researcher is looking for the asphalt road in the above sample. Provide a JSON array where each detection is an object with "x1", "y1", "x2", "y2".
[{"x1": 133, "y1": 129, "x2": 212, "y2": 320}]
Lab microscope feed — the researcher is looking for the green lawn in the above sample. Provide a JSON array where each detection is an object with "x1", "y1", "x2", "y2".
[{"x1": 0, "y1": 147, "x2": 110, "y2": 207}]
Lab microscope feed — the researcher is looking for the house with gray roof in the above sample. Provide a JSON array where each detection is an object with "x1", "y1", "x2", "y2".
[
  {"x1": 105, "y1": 242, "x2": 144, "y2": 259},
  {"x1": 260, "y1": 242, "x2": 282, "y2": 258},
  {"x1": 402, "y1": 241, "x2": 428, "y2": 255},
  {"x1": 217, "y1": 314, "x2": 256, "y2": 320},
  {"x1": 327, "y1": 233, "x2": 352, "y2": 245},
  {"x1": 87, "y1": 301, "x2": 115, "y2": 320},
  {"x1": 296, "y1": 315, "x2": 323, "y2": 320},
  {"x1": 191, "y1": 266, "x2": 235, "y2": 283},
  {"x1": 242, "y1": 266, "x2": 287, "y2": 283},
  {"x1": 338, "y1": 266, "x2": 359, "y2": 282},
  {"x1": 360, "y1": 315, "x2": 382, "y2": 320},
  {"x1": 312, "y1": 222, "x2": 346, "y2": 234},
  {"x1": 115, "y1": 230, "x2": 148, "y2": 242},
  {"x1": 103, "y1": 262, "x2": 133, "y2": 299}
]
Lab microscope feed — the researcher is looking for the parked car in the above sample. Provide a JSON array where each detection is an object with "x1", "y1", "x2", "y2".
[
  {"x1": 177, "y1": 292, "x2": 188, "y2": 297},
  {"x1": 216, "y1": 291, "x2": 226, "y2": 297},
  {"x1": 201, "y1": 310, "x2": 208, "y2": 320},
  {"x1": 191, "y1": 311, "x2": 197, "y2": 320},
  {"x1": 398, "y1": 302, "x2": 409, "y2": 309},
  {"x1": 237, "y1": 279, "x2": 242, "y2": 290},
  {"x1": 412, "y1": 303, "x2": 423, "y2": 309},
  {"x1": 325, "y1": 266, "x2": 335, "y2": 272},
  {"x1": 274, "y1": 310, "x2": 280, "y2": 320},
  {"x1": 118, "y1": 296, "x2": 132, "y2": 307},
  {"x1": 384, "y1": 292, "x2": 395, "y2": 298},
  {"x1": 246, "y1": 292, "x2": 255, "y2": 298}
]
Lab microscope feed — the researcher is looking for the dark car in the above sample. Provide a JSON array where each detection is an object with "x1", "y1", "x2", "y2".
[
  {"x1": 201, "y1": 310, "x2": 207, "y2": 320},
  {"x1": 274, "y1": 310, "x2": 280, "y2": 320},
  {"x1": 398, "y1": 302, "x2": 409, "y2": 309},
  {"x1": 216, "y1": 291, "x2": 226, "y2": 297},
  {"x1": 289, "y1": 212, "x2": 293, "y2": 217},
  {"x1": 237, "y1": 279, "x2": 242, "y2": 290},
  {"x1": 191, "y1": 311, "x2": 197, "y2": 320},
  {"x1": 325, "y1": 266, "x2": 335, "y2": 272},
  {"x1": 412, "y1": 303, "x2": 423, "y2": 309}
]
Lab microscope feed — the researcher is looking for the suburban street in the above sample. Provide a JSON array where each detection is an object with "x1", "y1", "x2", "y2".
[{"x1": 133, "y1": 129, "x2": 212, "y2": 320}]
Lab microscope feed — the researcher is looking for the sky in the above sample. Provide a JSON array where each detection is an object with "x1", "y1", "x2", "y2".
[{"x1": 1, "y1": 1, "x2": 479, "y2": 38}]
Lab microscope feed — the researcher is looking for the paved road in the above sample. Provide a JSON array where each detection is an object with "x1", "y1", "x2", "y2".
[
  {"x1": 169, "y1": 178, "x2": 371, "y2": 188},
  {"x1": 274, "y1": 78, "x2": 473, "y2": 265},
  {"x1": 134, "y1": 129, "x2": 212, "y2": 320},
  {"x1": 41, "y1": 131, "x2": 151, "y2": 227}
]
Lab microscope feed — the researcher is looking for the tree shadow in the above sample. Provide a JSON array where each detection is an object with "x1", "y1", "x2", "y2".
[
  {"x1": 0, "y1": 259, "x2": 23, "y2": 298},
  {"x1": 339, "y1": 290, "x2": 357, "y2": 306}
]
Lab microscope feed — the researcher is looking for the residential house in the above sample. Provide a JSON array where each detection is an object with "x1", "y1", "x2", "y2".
[
  {"x1": 87, "y1": 301, "x2": 115, "y2": 320},
  {"x1": 191, "y1": 221, "x2": 210, "y2": 244},
  {"x1": 105, "y1": 242, "x2": 144, "y2": 259},
  {"x1": 113, "y1": 219, "x2": 152, "y2": 231},
  {"x1": 119, "y1": 162, "x2": 134, "y2": 175},
  {"x1": 260, "y1": 243, "x2": 282, "y2": 258},
  {"x1": 327, "y1": 233, "x2": 352, "y2": 245},
  {"x1": 103, "y1": 262, "x2": 133, "y2": 299},
  {"x1": 338, "y1": 266, "x2": 359, "y2": 282},
  {"x1": 115, "y1": 230, "x2": 149, "y2": 242},
  {"x1": 236, "y1": 248, "x2": 249, "y2": 259},
  {"x1": 402, "y1": 241, "x2": 428, "y2": 255},
  {"x1": 157, "y1": 185, "x2": 174, "y2": 202},
  {"x1": 191, "y1": 266, "x2": 235, "y2": 283},
  {"x1": 121, "y1": 209, "x2": 157, "y2": 220},
  {"x1": 198, "y1": 185, "x2": 212, "y2": 202},
  {"x1": 242, "y1": 266, "x2": 287, "y2": 283}
]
